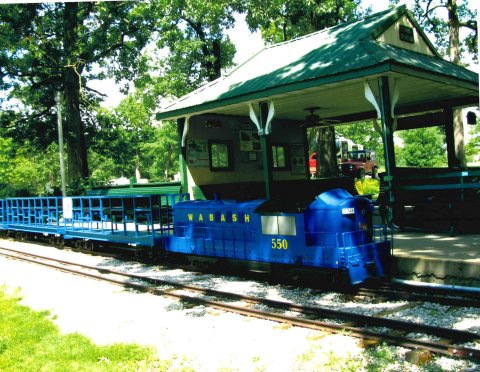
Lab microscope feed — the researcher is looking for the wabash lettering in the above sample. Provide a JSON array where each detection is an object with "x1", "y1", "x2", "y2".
[{"x1": 187, "y1": 212, "x2": 250, "y2": 223}]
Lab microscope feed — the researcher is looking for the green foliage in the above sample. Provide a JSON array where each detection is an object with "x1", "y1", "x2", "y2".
[
  {"x1": 0, "y1": 288, "x2": 159, "y2": 371},
  {"x1": 0, "y1": 139, "x2": 61, "y2": 197},
  {"x1": 133, "y1": 0, "x2": 239, "y2": 103},
  {"x1": 139, "y1": 121, "x2": 180, "y2": 181},
  {"x1": 89, "y1": 152, "x2": 124, "y2": 186},
  {"x1": 411, "y1": 0, "x2": 477, "y2": 63},
  {"x1": 90, "y1": 92, "x2": 180, "y2": 185},
  {"x1": 0, "y1": 1, "x2": 160, "y2": 182},
  {"x1": 396, "y1": 127, "x2": 447, "y2": 167},
  {"x1": 241, "y1": 0, "x2": 363, "y2": 43},
  {"x1": 0, "y1": 137, "x2": 14, "y2": 182},
  {"x1": 465, "y1": 117, "x2": 480, "y2": 163},
  {"x1": 364, "y1": 343, "x2": 399, "y2": 371},
  {"x1": 356, "y1": 178, "x2": 380, "y2": 198},
  {"x1": 1, "y1": 1, "x2": 241, "y2": 191}
]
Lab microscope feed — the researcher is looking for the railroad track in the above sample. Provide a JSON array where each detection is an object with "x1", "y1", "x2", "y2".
[
  {"x1": 4, "y1": 234, "x2": 479, "y2": 308},
  {"x1": 0, "y1": 245, "x2": 479, "y2": 361}
]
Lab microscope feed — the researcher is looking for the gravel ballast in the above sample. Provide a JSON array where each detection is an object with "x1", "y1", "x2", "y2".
[{"x1": 0, "y1": 239, "x2": 479, "y2": 371}]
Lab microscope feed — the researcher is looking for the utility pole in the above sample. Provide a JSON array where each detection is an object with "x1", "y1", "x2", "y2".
[{"x1": 55, "y1": 91, "x2": 67, "y2": 197}]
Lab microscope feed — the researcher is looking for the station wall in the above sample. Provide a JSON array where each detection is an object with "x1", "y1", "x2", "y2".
[{"x1": 184, "y1": 114, "x2": 308, "y2": 192}]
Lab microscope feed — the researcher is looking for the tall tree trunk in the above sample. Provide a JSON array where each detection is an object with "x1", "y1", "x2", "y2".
[
  {"x1": 448, "y1": 0, "x2": 461, "y2": 64},
  {"x1": 63, "y1": 2, "x2": 89, "y2": 183},
  {"x1": 315, "y1": 126, "x2": 338, "y2": 178},
  {"x1": 64, "y1": 67, "x2": 89, "y2": 182},
  {"x1": 447, "y1": 0, "x2": 466, "y2": 168}
]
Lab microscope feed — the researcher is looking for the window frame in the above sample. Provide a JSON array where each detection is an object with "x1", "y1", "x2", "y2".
[
  {"x1": 208, "y1": 140, "x2": 234, "y2": 172},
  {"x1": 271, "y1": 143, "x2": 289, "y2": 170}
]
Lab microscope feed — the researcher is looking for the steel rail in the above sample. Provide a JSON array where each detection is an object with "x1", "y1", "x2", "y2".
[
  {"x1": 355, "y1": 287, "x2": 480, "y2": 308},
  {"x1": 0, "y1": 247, "x2": 479, "y2": 361},
  {"x1": 372, "y1": 281, "x2": 480, "y2": 299}
]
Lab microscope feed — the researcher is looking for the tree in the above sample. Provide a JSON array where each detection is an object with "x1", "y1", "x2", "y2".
[
  {"x1": 92, "y1": 1, "x2": 241, "y2": 185},
  {"x1": 0, "y1": 2, "x2": 158, "y2": 184},
  {"x1": 133, "y1": 0, "x2": 239, "y2": 102},
  {"x1": 0, "y1": 138, "x2": 61, "y2": 197},
  {"x1": 111, "y1": 0, "x2": 242, "y2": 183},
  {"x1": 241, "y1": 0, "x2": 363, "y2": 44},
  {"x1": 409, "y1": 0, "x2": 477, "y2": 63},
  {"x1": 395, "y1": 0, "x2": 478, "y2": 168},
  {"x1": 0, "y1": 136, "x2": 15, "y2": 184},
  {"x1": 91, "y1": 91, "x2": 180, "y2": 184},
  {"x1": 139, "y1": 121, "x2": 180, "y2": 181},
  {"x1": 396, "y1": 127, "x2": 447, "y2": 167},
  {"x1": 241, "y1": 0, "x2": 363, "y2": 177}
]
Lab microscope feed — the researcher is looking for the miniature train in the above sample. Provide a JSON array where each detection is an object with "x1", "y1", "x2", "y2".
[{"x1": 0, "y1": 188, "x2": 391, "y2": 285}]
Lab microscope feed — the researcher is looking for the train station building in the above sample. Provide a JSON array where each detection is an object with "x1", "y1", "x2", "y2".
[{"x1": 156, "y1": 5, "x2": 479, "y2": 287}]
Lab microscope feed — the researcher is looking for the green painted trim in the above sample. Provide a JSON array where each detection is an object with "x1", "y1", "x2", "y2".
[
  {"x1": 155, "y1": 64, "x2": 392, "y2": 121},
  {"x1": 389, "y1": 62, "x2": 479, "y2": 91},
  {"x1": 396, "y1": 183, "x2": 480, "y2": 191},
  {"x1": 156, "y1": 60, "x2": 477, "y2": 123},
  {"x1": 369, "y1": 5, "x2": 407, "y2": 39}
]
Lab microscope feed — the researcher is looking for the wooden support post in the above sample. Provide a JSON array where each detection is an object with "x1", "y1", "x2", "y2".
[
  {"x1": 378, "y1": 77, "x2": 396, "y2": 224},
  {"x1": 378, "y1": 76, "x2": 396, "y2": 180}
]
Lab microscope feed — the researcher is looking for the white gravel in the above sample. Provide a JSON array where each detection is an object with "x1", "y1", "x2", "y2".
[{"x1": 0, "y1": 238, "x2": 479, "y2": 371}]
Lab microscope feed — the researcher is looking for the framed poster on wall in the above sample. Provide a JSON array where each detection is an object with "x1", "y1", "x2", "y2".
[
  {"x1": 290, "y1": 143, "x2": 306, "y2": 175},
  {"x1": 239, "y1": 130, "x2": 261, "y2": 152},
  {"x1": 186, "y1": 139, "x2": 209, "y2": 168}
]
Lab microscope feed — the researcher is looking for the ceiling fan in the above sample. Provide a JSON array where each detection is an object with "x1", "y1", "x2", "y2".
[{"x1": 302, "y1": 106, "x2": 340, "y2": 127}]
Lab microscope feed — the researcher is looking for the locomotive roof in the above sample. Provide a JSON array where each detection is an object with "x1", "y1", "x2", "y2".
[{"x1": 156, "y1": 5, "x2": 478, "y2": 123}]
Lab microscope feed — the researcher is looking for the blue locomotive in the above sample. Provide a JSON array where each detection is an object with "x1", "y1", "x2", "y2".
[
  {"x1": 0, "y1": 188, "x2": 391, "y2": 285},
  {"x1": 167, "y1": 188, "x2": 390, "y2": 285}
]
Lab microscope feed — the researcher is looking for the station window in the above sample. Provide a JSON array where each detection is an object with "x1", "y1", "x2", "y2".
[
  {"x1": 209, "y1": 140, "x2": 233, "y2": 171},
  {"x1": 272, "y1": 144, "x2": 287, "y2": 169}
]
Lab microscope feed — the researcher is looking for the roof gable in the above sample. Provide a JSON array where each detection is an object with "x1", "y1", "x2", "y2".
[
  {"x1": 156, "y1": 5, "x2": 477, "y2": 121},
  {"x1": 375, "y1": 14, "x2": 437, "y2": 57}
]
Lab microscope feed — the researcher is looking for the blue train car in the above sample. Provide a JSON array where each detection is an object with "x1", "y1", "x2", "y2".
[
  {"x1": 0, "y1": 193, "x2": 189, "y2": 252},
  {"x1": 0, "y1": 189, "x2": 390, "y2": 285},
  {"x1": 166, "y1": 189, "x2": 391, "y2": 285},
  {"x1": 2, "y1": 197, "x2": 64, "y2": 236}
]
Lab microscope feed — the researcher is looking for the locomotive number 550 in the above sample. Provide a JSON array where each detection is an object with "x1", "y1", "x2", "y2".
[{"x1": 271, "y1": 238, "x2": 288, "y2": 250}]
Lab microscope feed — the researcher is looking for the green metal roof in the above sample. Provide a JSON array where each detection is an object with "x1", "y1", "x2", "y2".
[{"x1": 156, "y1": 5, "x2": 478, "y2": 121}]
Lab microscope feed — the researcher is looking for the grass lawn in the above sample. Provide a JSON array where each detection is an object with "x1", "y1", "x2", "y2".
[{"x1": 0, "y1": 287, "x2": 164, "y2": 372}]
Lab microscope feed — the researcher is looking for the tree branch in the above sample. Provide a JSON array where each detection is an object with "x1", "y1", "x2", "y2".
[
  {"x1": 84, "y1": 85, "x2": 107, "y2": 97},
  {"x1": 422, "y1": 1, "x2": 446, "y2": 25},
  {"x1": 459, "y1": 20, "x2": 478, "y2": 31}
]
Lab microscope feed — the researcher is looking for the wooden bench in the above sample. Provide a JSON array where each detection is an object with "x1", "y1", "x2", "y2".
[{"x1": 380, "y1": 168, "x2": 480, "y2": 234}]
